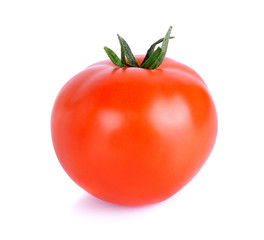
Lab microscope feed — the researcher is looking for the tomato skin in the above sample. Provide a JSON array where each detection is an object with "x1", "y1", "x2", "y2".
[{"x1": 51, "y1": 56, "x2": 217, "y2": 206}]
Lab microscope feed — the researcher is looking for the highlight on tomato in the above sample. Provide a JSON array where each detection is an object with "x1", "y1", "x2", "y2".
[{"x1": 51, "y1": 26, "x2": 217, "y2": 206}]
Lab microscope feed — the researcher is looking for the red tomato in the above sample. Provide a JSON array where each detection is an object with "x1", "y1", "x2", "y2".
[{"x1": 51, "y1": 55, "x2": 217, "y2": 206}]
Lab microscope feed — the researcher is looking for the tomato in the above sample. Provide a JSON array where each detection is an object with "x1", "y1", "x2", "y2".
[{"x1": 51, "y1": 27, "x2": 217, "y2": 206}]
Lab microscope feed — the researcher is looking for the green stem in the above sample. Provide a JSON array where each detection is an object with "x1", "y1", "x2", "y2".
[{"x1": 104, "y1": 26, "x2": 174, "y2": 70}]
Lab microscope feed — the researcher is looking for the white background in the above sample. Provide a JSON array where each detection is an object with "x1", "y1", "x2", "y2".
[{"x1": 1, "y1": 0, "x2": 263, "y2": 239}]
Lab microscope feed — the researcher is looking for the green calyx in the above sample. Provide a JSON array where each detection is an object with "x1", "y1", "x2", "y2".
[{"x1": 104, "y1": 26, "x2": 174, "y2": 70}]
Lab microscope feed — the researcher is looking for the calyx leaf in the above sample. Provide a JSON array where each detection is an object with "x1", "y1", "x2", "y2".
[{"x1": 104, "y1": 26, "x2": 174, "y2": 70}]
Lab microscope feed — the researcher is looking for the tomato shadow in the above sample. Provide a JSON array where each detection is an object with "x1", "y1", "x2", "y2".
[{"x1": 72, "y1": 193, "x2": 155, "y2": 217}]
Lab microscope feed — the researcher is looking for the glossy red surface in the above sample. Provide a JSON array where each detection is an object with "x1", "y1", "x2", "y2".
[{"x1": 51, "y1": 56, "x2": 217, "y2": 206}]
